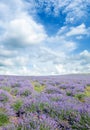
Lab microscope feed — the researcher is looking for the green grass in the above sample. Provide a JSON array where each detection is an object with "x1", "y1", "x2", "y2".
[
  {"x1": 34, "y1": 85, "x2": 45, "y2": 92},
  {"x1": 12, "y1": 100, "x2": 23, "y2": 111},
  {"x1": 38, "y1": 102, "x2": 49, "y2": 111},
  {"x1": 25, "y1": 103, "x2": 36, "y2": 112},
  {"x1": 11, "y1": 88, "x2": 18, "y2": 96},
  {"x1": 74, "y1": 93, "x2": 85, "y2": 102},
  {"x1": 66, "y1": 91, "x2": 73, "y2": 96},
  {"x1": 17, "y1": 126, "x2": 22, "y2": 130},
  {"x1": 0, "y1": 112, "x2": 9, "y2": 126},
  {"x1": 51, "y1": 97, "x2": 60, "y2": 101},
  {"x1": 0, "y1": 93, "x2": 8, "y2": 103},
  {"x1": 85, "y1": 85, "x2": 90, "y2": 97},
  {"x1": 72, "y1": 113, "x2": 90, "y2": 130},
  {"x1": 74, "y1": 86, "x2": 90, "y2": 102},
  {"x1": 21, "y1": 90, "x2": 31, "y2": 97},
  {"x1": 40, "y1": 124, "x2": 50, "y2": 130},
  {"x1": 32, "y1": 82, "x2": 45, "y2": 92},
  {"x1": 0, "y1": 107, "x2": 6, "y2": 113},
  {"x1": 1, "y1": 86, "x2": 11, "y2": 92},
  {"x1": 25, "y1": 102, "x2": 49, "y2": 113}
]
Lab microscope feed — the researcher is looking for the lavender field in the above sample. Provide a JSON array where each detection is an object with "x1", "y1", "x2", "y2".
[{"x1": 0, "y1": 75, "x2": 90, "y2": 130}]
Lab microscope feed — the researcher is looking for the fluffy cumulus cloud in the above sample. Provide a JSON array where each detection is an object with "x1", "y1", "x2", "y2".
[
  {"x1": 58, "y1": 23, "x2": 90, "y2": 38},
  {"x1": 0, "y1": 1, "x2": 47, "y2": 47},
  {"x1": 0, "y1": 0, "x2": 90, "y2": 75},
  {"x1": 66, "y1": 24, "x2": 90, "y2": 36},
  {"x1": 3, "y1": 16, "x2": 47, "y2": 47}
]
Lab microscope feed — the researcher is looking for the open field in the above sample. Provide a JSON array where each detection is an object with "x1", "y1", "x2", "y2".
[{"x1": 0, "y1": 75, "x2": 90, "y2": 130}]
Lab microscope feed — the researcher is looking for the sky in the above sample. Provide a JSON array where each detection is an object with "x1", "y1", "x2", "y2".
[{"x1": 0, "y1": 0, "x2": 90, "y2": 75}]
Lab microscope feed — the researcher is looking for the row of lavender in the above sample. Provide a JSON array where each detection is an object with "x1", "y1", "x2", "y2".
[{"x1": 0, "y1": 75, "x2": 90, "y2": 130}]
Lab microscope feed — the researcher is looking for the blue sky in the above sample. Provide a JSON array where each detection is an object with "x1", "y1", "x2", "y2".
[{"x1": 0, "y1": 0, "x2": 90, "y2": 75}]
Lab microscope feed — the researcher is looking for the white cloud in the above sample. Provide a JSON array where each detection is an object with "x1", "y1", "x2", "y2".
[
  {"x1": 80, "y1": 50, "x2": 90, "y2": 62},
  {"x1": 80, "y1": 50, "x2": 90, "y2": 57},
  {"x1": 3, "y1": 15, "x2": 47, "y2": 46},
  {"x1": 66, "y1": 24, "x2": 90, "y2": 36},
  {"x1": 55, "y1": 64, "x2": 65, "y2": 73},
  {"x1": 0, "y1": 0, "x2": 47, "y2": 46},
  {"x1": 57, "y1": 24, "x2": 90, "y2": 40},
  {"x1": 0, "y1": 45, "x2": 17, "y2": 57},
  {"x1": 54, "y1": 50, "x2": 90, "y2": 74},
  {"x1": 0, "y1": 58, "x2": 14, "y2": 66},
  {"x1": 47, "y1": 35, "x2": 77, "y2": 52}
]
